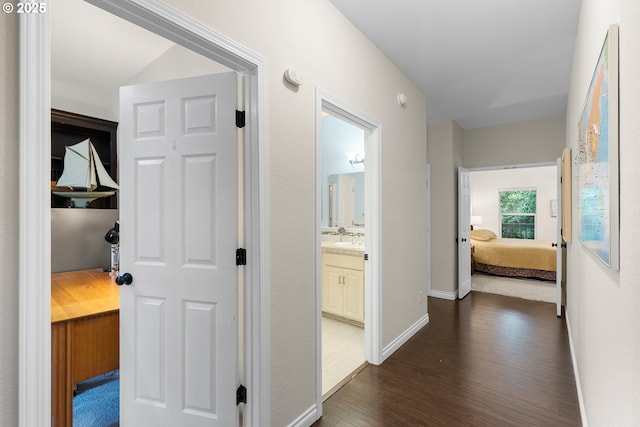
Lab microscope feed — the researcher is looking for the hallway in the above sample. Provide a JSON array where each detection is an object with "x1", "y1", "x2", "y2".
[{"x1": 314, "y1": 292, "x2": 581, "y2": 426}]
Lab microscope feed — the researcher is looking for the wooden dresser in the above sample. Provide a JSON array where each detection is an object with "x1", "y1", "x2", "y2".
[{"x1": 51, "y1": 269, "x2": 120, "y2": 427}]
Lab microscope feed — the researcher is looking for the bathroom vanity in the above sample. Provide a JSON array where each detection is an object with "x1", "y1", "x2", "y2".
[{"x1": 321, "y1": 242, "x2": 365, "y2": 325}]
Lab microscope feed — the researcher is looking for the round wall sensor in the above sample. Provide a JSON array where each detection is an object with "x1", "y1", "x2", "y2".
[
  {"x1": 284, "y1": 69, "x2": 303, "y2": 87},
  {"x1": 397, "y1": 92, "x2": 408, "y2": 107}
]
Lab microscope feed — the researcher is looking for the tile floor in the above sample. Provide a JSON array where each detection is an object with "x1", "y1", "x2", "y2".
[{"x1": 321, "y1": 316, "x2": 365, "y2": 398}]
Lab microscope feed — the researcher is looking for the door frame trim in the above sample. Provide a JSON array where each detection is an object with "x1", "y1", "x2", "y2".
[
  {"x1": 18, "y1": 1, "x2": 270, "y2": 426},
  {"x1": 315, "y1": 89, "x2": 382, "y2": 415}
]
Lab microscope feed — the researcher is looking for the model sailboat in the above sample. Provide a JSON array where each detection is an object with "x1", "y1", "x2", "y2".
[{"x1": 52, "y1": 138, "x2": 119, "y2": 207}]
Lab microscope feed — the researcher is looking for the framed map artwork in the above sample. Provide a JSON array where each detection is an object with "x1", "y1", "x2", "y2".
[{"x1": 576, "y1": 24, "x2": 619, "y2": 270}]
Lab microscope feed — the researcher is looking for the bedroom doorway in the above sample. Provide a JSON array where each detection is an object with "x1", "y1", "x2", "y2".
[
  {"x1": 50, "y1": 0, "x2": 242, "y2": 427},
  {"x1": 459, "y1": 163, "x2": 561, "y2": 307},
  {"x1": 21, "y1": 1, "x2": 269, "y2": 426}
]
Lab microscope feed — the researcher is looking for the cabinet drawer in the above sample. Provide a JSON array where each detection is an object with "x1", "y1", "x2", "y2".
[{"x1": 323, "y1": 252, "x2": 363, "y2": 271}]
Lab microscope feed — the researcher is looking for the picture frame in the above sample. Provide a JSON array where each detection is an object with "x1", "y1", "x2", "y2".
[{"x1": 575, "y1": 24, "x2": 619, "y2": 270}]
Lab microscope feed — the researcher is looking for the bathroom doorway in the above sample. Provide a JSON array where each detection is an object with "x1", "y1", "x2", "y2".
[
  {"x1": 320, "y1": 109, "x2": 366, "y2": 399},
  {"x1": 315, "y1": 91, "x2": 382, "y2": 407}
]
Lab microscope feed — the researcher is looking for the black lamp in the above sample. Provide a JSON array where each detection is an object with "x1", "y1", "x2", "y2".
[
  {"x1": 104, "y1": 220, "x2": 119, "y2": 274},
  {"x1": 104, "y1": 220, "x2": 119, "y2": 244}
]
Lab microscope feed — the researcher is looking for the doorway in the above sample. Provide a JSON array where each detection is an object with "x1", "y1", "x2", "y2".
[
  {"x1": 459, "y1": 163, "x2": 560, "y2": 305},
  {"x1": 319, "y1": 109, "x2": 366, "y2": 399},
  {"x1": 19, "y1": 1, "x2": 269, "y2": 426},
  {"x1": 315, "y1": 91, "x2": 382, "y2": 412}
]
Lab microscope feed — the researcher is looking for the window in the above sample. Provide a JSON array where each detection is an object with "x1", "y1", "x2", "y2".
[{"x1": 499, "y1": 189, "x2": 536, "y2": 239}]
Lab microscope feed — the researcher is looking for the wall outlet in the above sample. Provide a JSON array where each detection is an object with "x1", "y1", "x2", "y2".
[{"x1": 419, "y1": 291, "x2": 423, "y2": 304}]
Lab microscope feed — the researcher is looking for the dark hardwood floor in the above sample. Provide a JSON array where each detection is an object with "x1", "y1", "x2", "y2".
[{"x1": 313, "y1": 292, "x2": 581, "y2": 426}]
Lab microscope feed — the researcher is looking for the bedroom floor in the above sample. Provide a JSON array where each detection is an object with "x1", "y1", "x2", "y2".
[{"x1": 472, "y1": 272, "x2": 556, "y2": 303}]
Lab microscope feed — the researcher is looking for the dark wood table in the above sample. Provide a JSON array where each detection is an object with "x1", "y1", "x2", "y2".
[{"x1": 51, "y1": 269, "x2": 120, "y2": 427}]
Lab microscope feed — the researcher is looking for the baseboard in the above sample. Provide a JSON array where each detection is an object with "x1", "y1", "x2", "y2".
[
  {"x1": 565, "y1": 314, "x2": 588, "y2": 427},
  {"x1": 381, "y1": 313, "x2": 429, "y2": 362},
  {"x1": 429, "y1": 289, "x2": 457, "y2": 300},
  {"x1": 288, "y1": 403, "x2": 319, "y2": 427}
]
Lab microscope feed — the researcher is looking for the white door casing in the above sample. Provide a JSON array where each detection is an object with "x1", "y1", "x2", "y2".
[
  {"x1": 426, "y1": 164, "x2": 431, "y2": 297},
  {"x1": 119, "y1": 73, "x2": 238, "y2": 426},
  {"x1": 458, "y1": 167, "x2": 471, "y2": 299},
  {"x1": 556, "y1": 158, "x2": 563, "y2": 317}
]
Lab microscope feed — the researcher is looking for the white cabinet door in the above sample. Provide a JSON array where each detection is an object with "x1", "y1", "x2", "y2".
[
  {"x1": 321, "y1": 253, "x2": 364, "y2": 322},
  {"x1": 322, "y1": 265, "x2": 344, "y2": 315},
  {"x1": 119, "y1": 73, "x2": 238, "y2": 427},
  {"x1": 342, "y1": 268, "x2": 364, "y2": 322}
]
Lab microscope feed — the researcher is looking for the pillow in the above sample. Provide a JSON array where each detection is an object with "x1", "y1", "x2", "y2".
[{"x1": 471, "y1": 229, "x2": 497, "y2": 241}]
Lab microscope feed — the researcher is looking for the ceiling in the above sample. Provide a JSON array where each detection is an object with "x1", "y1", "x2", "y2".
[
  {"x1": 330, "y1": 0, "x2": 581, "y2": 129},
  {"x1": 51, "y1": 0, "x2": 174, "y2": 99},
  {"x1": 53, "y1": 0, "x2": 581, "y2": 131}
]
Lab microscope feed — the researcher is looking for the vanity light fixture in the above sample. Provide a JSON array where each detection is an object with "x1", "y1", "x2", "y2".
[{"x1": 346, "y1": 152, "x2": 365, "y2": 167}]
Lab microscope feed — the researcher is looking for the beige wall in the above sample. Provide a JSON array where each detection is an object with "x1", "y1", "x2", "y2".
[
  {"x1": 464, "y1": 116, "x2": 566, "y2": 168},
  {"x1": 427, "y1": 121, "x2": 463, "y2": 297},
  {"x1": 0, "y1": 11, "x2": 19, "y2": 427},
  {"x1": 428, "y1": 116, "x2": 564, "y2": 296},
  {"x1": 4, "y1": 1, "x2": 428, "y2": 425},
  {"x1": 565, "y1": 0, "x2": 640, "y2": 425}
]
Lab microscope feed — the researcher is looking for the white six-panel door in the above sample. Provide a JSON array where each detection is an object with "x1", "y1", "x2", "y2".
[
  {"x1": 458, "y1": 167, "x2": 472, "y2": 299},
  {"x1": 119, "y1": 73, "x2": 238, "y2": 427}
]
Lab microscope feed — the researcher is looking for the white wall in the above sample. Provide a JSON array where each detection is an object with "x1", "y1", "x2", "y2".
[
  {"x1": 565, "y1": 0, "x2": 640, "y2": 425},
  {"x1": 470, "y1": 166, "x2": 558, "y2": 241},
  {"x1": 0, "y1": 11, "x2": 19, "y2": 427}
]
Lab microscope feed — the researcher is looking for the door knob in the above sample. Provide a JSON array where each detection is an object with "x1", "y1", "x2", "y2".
[{"x1": 115, "y1": 272, "x2": 133, "y2": 286}]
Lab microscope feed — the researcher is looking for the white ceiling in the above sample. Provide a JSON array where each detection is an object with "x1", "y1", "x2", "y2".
[
  {"x1": 51, "y1": 0, "x2": 227, "y2": 117},
  {"x1": 330, "y1": 0, "x2": 581, "y2": 129},
  {"x1": 51, "y1": 0, "x2": 174, "y2": 97}
]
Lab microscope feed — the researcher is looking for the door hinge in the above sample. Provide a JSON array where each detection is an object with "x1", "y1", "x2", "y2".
[
  {"x1": 236, "y1": 248, "x2": 247, "y2": 266},
  {"x1": 236, "y1": 110, "x2": 246, "y2": 128},
  {"x1": 364, "y1": 253, "x2": 369, "y2": 261},
  {"x1": 237, "y1": 384, "x2": 247, "y2": 405}
]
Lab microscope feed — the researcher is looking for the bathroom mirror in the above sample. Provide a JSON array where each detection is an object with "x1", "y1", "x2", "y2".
[
  {"x1": 326, "y1": 172, "x2": 364, "y2": 227},
  {"x1": 321, "y1": 109, "x2": 365, "y2": 227}
]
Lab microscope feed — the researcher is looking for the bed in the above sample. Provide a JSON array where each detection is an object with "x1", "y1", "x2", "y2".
[{"x1": 471, "y1": 229, "x2": 556, "y2": 281}]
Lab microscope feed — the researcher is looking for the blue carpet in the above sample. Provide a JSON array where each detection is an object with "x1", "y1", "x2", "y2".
[{"x1": 73, "y1": 370, "x2": 119, "y2": 427}]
